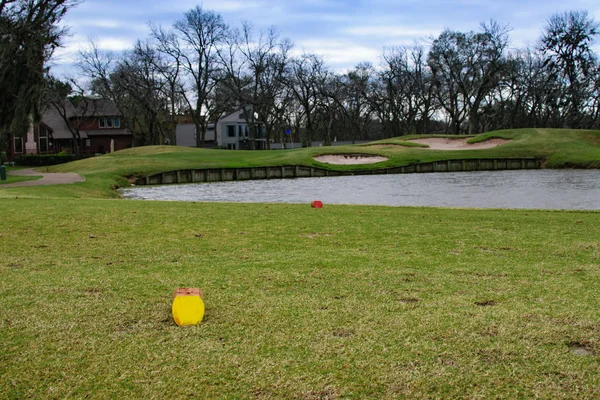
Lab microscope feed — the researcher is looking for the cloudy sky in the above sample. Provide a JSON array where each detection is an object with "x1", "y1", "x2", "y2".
[{"x1": 53, "y1": 0, "x2": 600, "y2": 74}]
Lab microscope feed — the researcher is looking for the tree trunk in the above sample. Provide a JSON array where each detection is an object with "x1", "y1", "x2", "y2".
[{"x1": 468, "y1": 109, "x2": 479, "y2": 135}]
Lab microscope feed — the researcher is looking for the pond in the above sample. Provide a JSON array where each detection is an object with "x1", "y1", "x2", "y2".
[{"x1": 120, "y1": 169, "x2": 600, "y2": 210}]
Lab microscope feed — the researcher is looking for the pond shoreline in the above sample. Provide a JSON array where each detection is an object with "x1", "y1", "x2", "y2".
[{"x1": 134, "y1": 157, "x2": 543, "y2": 186}]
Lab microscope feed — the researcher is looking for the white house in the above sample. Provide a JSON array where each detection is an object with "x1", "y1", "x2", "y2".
[
  {"x1": 216, "y1": 108, "x2": 267, "y2": 150},
  {"x1": 174, "y1": 115, "x2": 216, "y2": 148}
]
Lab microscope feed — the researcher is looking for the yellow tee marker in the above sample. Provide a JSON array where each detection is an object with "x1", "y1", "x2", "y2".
[{"x1": 172, "y1": 288, "x2": 205, "y2": 326}]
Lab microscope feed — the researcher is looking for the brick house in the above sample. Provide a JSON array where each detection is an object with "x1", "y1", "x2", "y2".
[{"x1": 6, "y1": 99, "x2": 133, "y2": 160}]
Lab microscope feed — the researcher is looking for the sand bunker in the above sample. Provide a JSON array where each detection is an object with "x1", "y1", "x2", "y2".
[
  {"x1": 407, "y1": 138, "x2": 511, "y2": 150},
  {"x1": 313, "y1": 154, "x2": 389, "y2": 165}
]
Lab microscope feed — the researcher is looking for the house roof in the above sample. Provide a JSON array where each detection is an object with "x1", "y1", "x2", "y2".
[
  {"x1": 220, "y1": 107, "x2": 254, "y2": 123},
  {"x1": 41, "y1": 107, "x2": 88, "y2": 139},
  {"x1": 83, "y1": 98, "x2": 121, "y2": 117},
  {"x1": 40, "y1": 98, "x2": 127, "y2": 140}
]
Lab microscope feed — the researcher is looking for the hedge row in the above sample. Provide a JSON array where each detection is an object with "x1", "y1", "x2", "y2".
[{"x1": 14, "y1": 154, "x2": 90, "y2": 166}]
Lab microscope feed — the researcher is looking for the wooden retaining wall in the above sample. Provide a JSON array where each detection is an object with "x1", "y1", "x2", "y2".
[{"x1": 134, "y1": 158, "x2": 543, "y2": 186}]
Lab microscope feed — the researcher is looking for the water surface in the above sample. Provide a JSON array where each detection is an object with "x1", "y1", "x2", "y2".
[{"x1": 120, "y1": 170, "x2": 600, "y2": 210}]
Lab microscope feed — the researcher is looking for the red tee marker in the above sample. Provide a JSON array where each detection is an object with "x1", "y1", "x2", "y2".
[{"x1": 311, "y1": 200, "x2": 323, "y2": 209}]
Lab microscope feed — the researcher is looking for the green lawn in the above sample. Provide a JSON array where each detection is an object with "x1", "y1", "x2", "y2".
[
  {"x1": 0, "y1": 128, "x2": 599, "y2": 398},
  {"x1": 1, "y1": 199, "x2": 599, "y2": 398}
]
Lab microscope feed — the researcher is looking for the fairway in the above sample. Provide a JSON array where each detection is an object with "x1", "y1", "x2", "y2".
[{"x1": 1, "y1": 199, "x2": 599, "y2": 398}]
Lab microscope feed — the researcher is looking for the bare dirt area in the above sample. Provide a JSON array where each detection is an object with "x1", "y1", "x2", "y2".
[
  {"x1": 407, "y1": 138, "x2": 511, "y2": 150},
  {"x1": 313, "y1": 154, "x2": 389, "y2": 165},
  {"x1": 2, "y1": 168, "x2": 85, "y2": 188}
]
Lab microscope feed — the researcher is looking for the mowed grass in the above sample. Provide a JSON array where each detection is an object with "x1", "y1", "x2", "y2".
[{"x1": 1, "y1": 199, "x2": 600, "y2": 398}]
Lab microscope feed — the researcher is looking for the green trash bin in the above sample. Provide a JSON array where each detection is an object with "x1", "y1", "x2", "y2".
[{"x1": 0, "y1": 165, "x2": 6, "y2": 181}]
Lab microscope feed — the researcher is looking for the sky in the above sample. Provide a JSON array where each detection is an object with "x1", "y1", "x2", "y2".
[{"x1": 52, "y1": 0, "x2": 600, "y2": 75}]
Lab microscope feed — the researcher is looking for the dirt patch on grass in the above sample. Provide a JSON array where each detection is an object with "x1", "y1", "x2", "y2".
[
  {"x1": 399, "y1": 297, "x2": 420, "y2": 304},
  {"x1": 569, "y1": 341, "x2": 596, "y2": 356},
  {"x1": 475, "y1": 300, "x2": 497, "y2": 307},
  {"x1": 407, "y1": 137, "x2": 511, "y2": 150},
  {"x1": 313, "y1": 154, "x2": 388, "y2": 165}
]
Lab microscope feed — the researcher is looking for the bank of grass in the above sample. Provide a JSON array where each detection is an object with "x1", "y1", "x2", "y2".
[
  {"x1": 1, "y1": 199, "x2": 599, "y2": 398},
  {"x1": 0, "y1": 127, "x2": 589, "y2": 199}
]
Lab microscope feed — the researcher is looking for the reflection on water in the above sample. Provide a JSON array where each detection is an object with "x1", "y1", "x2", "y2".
[{"x1": 120, "y1": 170, "x2": 600, "y2": 210}]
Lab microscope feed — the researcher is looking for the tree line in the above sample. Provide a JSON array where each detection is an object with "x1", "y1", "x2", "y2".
[{"x1": 2, "y1": 2, "x2": 599, "y2": 153}]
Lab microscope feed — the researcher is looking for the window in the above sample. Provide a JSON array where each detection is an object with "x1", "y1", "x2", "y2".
[
  {"x1": 39, "y1": 125, "x2": 49, "y2": 153},
  {"x1": 227, "y1": 143, "x2": 236, "y2": 150},
  {"x1": 227, "y1": 125, "x2": 236, "y2": 137},
  {"x1": 14, "y1": 136, "x2": 23, "y2": 153},
  {"x1": 86, "y1": 139, "x2": 91, "y2": 147},
  {"x1": 99, "y1": 117, "x2": 120, "y2": 128},
  {"x1": 238, "y1": 125, "x2": 249, "y2": 137}
]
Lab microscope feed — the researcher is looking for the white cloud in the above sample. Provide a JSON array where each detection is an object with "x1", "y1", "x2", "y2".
[
  {"x1": 165, "y1": 0, "x2": 264, "y2": 13},
  {"x1": 96, "y1": 38, "x2": 136, "y2": 51},
  {"x1": 344, "y1": 25, "x2": 441, "y2": 38},
  {"x1": 295, "y1": 39, "x2": 381, "y2": 71}
]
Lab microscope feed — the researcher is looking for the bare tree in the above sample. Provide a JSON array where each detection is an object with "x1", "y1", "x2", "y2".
[
  {"x1": 220, "y1": 23, "x2": 291, "y2": 149},
  {"x1": 285, "y1": 54, "x2": 328, "y2": 146},
  {"x1": 80, "y1": 40, "x2": 173, "y2": 145},
  {"x1": 428, "y1": 21, "x2": 510, "y2": 134},
  {"x1": 152, "y1": 6, "x2": 228, "y2": 147},
  {"x1": 540, "y1": 10, "x2": 599, "y2": 128},
  {"x1": 44, "y1": 76, "x2": 96, "y2": 154},
  {"x1": 379, "y1": 45, "x2": 437, "y2": 136}
]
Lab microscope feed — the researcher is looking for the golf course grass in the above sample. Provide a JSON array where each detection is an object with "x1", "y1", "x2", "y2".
[
  {"x1": 0, "y1": 128, "x2": 599, "y2": 398},
  {"x1": 1, "y1": 200, "x2": 599, "y2": 398}
]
